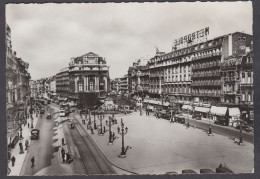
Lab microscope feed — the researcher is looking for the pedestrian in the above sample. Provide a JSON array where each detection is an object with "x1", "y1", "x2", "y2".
[
  {"x1": 112, "y1": 132, "x2": 115, "y2": 140},
  {"x1": 31, "y1": 156, "x2": 35, "y2": 167},
  {"x1": 28, "y1": 122, "x2": 30, "y2": 128},
  {"x1": 66, "y1": 152, "x2": 71, "y2": 163},
  {"x1": 103, "y1": 126, "x2": 106, "y2": 132},
  {"x1": 62, "y1": 138, "x2": 65, "y2": 145},
  {"x1": 25, "y1": 139, "x2": 29, "y2": 150},
  {"x1": 11, "y1": 156, "x2": 16, "y2": 167},
  {"x1": 61, "y1": 147, "x2": 65, "y2": 162},
  {"x1": 117, "y1": 126, "x2": 120, "y2": 133}
]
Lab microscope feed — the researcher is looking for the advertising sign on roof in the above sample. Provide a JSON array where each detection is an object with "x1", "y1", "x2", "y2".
[{"x1": 174, "y1": 27, "x2": 209, "y2": 50}]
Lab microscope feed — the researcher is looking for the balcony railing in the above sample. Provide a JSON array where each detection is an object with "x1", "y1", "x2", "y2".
[
  {"x1": 192, "y1": 81, "x2": 221, "y2": 86},
  {"x1": 192, "y1": 52, "x2": 221, "y2": 61},
  {"x1": 192, "y1": 92, "x2": 221, "y2": 97},
  {"x1": 192, "y1": 71, "x2": 221, "y2": 78}
]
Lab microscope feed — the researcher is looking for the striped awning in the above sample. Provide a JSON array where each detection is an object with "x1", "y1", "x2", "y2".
[
  {"x1": 182, "y1": 105, "x2": 193, "y2": 110},
  {"x1": 194, "y1": 107, "x2": 210, "y2": 113},
  {"x1": 229, "y1": 108, "x2": 240, "y2": 117},
  {"x1": 210, "y1": 106, "x2": 228, "y2": 116}
]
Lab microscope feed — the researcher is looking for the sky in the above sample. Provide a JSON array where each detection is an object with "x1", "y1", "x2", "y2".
[{"x1": 6, "y1": 2, "x2": 252, "y2": 80}]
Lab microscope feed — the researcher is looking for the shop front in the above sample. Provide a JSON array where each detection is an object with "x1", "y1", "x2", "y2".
[
  {"x1": 194, "y1": 106, "x2": 210, "y2": 120},
  {"x1": 210, "y1": 106, "x2": 229, "y2": 126},
  {"x1": 228, "y1": 107, "x2": 241, "y2": 126}
]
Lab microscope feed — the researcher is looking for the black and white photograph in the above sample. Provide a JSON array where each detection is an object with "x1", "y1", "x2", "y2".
[{"x1": 5, "y1": 1, "x2": 254, "y2": 176}]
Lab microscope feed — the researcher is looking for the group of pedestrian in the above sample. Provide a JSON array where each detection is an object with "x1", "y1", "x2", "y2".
[{"x1": 61, "y1": 147, "x2": 73, "y2": 164}]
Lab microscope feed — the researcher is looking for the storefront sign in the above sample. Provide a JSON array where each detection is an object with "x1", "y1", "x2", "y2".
[{"x1": 174, "y1": 27, "x2": 209, "y2": 49}]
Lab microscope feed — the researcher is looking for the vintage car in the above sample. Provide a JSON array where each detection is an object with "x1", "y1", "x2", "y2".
[
  {"x1": 46, "y1": 113, "x2": 51, "y2": 119},
  {"x1": 215, "y1": 166, "x2": 233, "y2": 173},
  {"x1": 200, "y1": 169, "x2": 215, "y2": 174},
  {"x1": 182, "y1": 169, "x2": 197, "y2": 174},
  {"x1": 31, "y1": 129, "x2": 40, "y2": 140}
]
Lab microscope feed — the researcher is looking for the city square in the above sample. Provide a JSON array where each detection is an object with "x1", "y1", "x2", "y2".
[{"x1": 5, "y1": 2, "x2": 254, "y2": 176}]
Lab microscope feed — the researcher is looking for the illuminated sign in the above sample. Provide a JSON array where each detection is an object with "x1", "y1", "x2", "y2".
[{"x1": 174, "y1": 27, "x2": 209, "y2": 49}]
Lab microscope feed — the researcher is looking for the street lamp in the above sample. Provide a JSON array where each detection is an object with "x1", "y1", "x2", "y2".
[
  {"x1": 208, "y1": 113, "x2": 212, "y2": 135},
  {"x1": 118, "y1": 118, "x2": 131, "y2": 158},
  {"x1": 239, "y1": 117, "x2": 243, "y2": 144},
  {"x1": 170, "y1": 100, "x2": 174, "y2": 123},
  {"x1": 98, "y1": 114, "x2": 106, "y2": 135}
]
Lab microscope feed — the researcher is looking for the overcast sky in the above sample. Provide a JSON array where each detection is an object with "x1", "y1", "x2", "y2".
[{"x1": 6, "y1": 2, "x2": 252, "y2": 80}]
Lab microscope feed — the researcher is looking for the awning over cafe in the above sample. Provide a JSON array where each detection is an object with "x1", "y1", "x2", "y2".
[
  {"x1": 182, "y1": 105, "x2": 193, "y2": 110},
  {"x1": 194, "y1": 107, "x2": 210, "y2": 113},
  {"x1": 229, "y1": 107, "x2": 240, "y2": 117},
  {"x1": 210, "y1": 106, "x2": 227, "y2": 116}
]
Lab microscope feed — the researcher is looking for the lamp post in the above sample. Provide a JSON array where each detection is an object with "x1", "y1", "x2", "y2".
[
  {"x1": 239, "y1": 117, "x2": 243, "y2": 144},
  {"x1": 118, "y1": 118, "x2": 131, "y2": 158},
  {"x1": 98, "y1": 114, "x2": 105, "y2": 135},
  {"x1": 108, "y1": 116, "x2": 114, "y2": 144},
  {"x1": 170, "y1": 100, "x2": 174, "y2": 123},
  {"x1": 208, "y1": 113, "x2": 212, "y2": 135}
]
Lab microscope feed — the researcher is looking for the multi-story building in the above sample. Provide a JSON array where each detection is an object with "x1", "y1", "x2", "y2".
[
  {"x1": 49, "y1": 76, "x2": 56, "y2": 99},
  {"x1": 128, "y1": 58, "x2": 149, "y2": 94},
  {"x1": 29, "y1": 80, "x2": 37, "y2": 98},
  {"x1": 118, "y1": 75, "x2": 129, "y2": 92},
  {"x1": 56, "y1": 52, "x2": 110, "y2": 105},
  {"x1": 56, "y1": 67, "x2": 70, "y2": 99},
  {"x1": 110, "y1": 78, "x2": 120, "y2": 92},
  {"x1": 6, "y1": 23, "x2": 31, "y2": 145}
]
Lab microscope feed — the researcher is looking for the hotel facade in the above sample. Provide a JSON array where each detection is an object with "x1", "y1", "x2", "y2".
[{"x1": 125, "y1": 30, "x2": 253, "y2": 124}]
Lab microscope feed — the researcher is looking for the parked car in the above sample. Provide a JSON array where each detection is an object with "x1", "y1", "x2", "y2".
[
  {"x1": 215, "y1": 165, "x2": 233, "y2": 173},
  {"x1": 31, "y1": 129, "x2": 40, "y2": 140},
  {"x1": 200, "y1": 169, "x2": 215, "y2": 174},
  {"x1": 175, "y1": 115, "x2": 186, "y2": 124},
  {"x1": 40, "y1": 109, "x2": 45, "y2": 114},
  {"x1": 182, "y1": 169, "x2": 197, "y2": 174},
  {"x1": 60, "y1": 110, "x2": 66, "y2": 117},
  {"x1": 46, "y1": 113, "x2": 51, "y2": 119}
]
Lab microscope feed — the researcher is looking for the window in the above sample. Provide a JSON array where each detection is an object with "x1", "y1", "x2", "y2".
[
  {"x1": 242, "y1": 93, "x2": 245, "y2": 101},
  {"x1": 238, "y1": 37, "x2": 241, "y2": 41},
  {"x1": 243, "y1": 37, "x2": 246, "y2": 41},
  {"x1": 90, "y1": 82, "x2": 94, "y2": 91},
  {"x1": 242, "y1": 73, "x2": 245, "y2": 83},
  {"x1": 248, "y1": 72, "x2": 251, "y2": 83},
  {"x1": 248, "y1": 93, "x2": 251, "y2": 102},
  {"x1": 78, "y1": 83, "x2": 83, "y2": 91}
]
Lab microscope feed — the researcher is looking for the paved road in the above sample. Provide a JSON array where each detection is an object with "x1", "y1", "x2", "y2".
[
  {"x1": 62, "y1": 113, "x2": 116, "y2": 175},
  {"x1": 184, "y1": 118, "x2": 253, "y2": 143},
  {"x1": 20, "y1": 105, "x2": 56, "y2": 175}
]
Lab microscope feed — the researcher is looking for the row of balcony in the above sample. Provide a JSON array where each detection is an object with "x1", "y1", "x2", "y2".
[
  {"x1": 192, "y1": 62, "x2": 221, "y2": 70},
  {"x1": 192, "y1": 92, "x2": 221, "y2": 97},
  {"x1": 192, "y1": 52, "x2": 221, "y2": 61},
  {"x1": 192, "y1": 71, "x2": 221, "y2": 78},
  {"x1": 192, "y1": 81, "x2": 221, "y2": 86}
]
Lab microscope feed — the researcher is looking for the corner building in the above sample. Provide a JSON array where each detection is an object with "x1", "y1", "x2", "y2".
[
  {"x1": 56, "y1": 52, "x2": 110, "y2": 104},
  {"x1": 147, "y1": 31, "x2": 253, "y2": 123}
]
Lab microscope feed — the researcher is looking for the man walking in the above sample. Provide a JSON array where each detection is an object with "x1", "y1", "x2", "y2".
[
  {"x1": 11, "y1": 156, "x2": 16, "y2": 167},
  {"x1": 31, "y1": 156, "x2": 35, "y2": 167},
  {"x1": 61, "y1": 147, "x2": 65, "y2": 162}
]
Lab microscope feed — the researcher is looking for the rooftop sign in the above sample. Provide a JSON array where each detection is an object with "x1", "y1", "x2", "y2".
[{"x1": 174, "y1": 27, "x2": 209, "y2": 49}]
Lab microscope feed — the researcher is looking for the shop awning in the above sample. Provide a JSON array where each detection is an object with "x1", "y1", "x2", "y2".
[
  {"x1": 229, "y1": 108, "x2": 240, "y2": 117},
  {"x1": 163, "y1": 102, "x2": 169, "y2": 107},
  {"x1": 182, "y1": 105, "x2": 193, "y2": 110},
  {"x1": 194, "y1": 107, "x2": 210, "y2": 113},
  {"x1": 210, "y1": 106, "x2": 227, "y2": 116}
]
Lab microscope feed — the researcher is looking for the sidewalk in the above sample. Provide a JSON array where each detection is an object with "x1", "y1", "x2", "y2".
[{"x1": 8, "y1": 112, "x2": 40, "y2": 176}]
